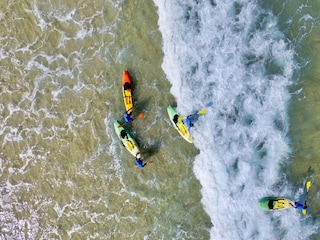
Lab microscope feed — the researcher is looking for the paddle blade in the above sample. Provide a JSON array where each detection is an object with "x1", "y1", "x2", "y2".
[
  {"x1": 302, "y1": 209, "x2": 307, "y2": 215},
  {"x1": 198, "y1": 109, "x2": 206, "y2": 115},
  {"x1": 146, "y1": 160, "x2": 154, "y2": 165},
  {"x1": 306, "y1": 180, "x2": 312, "y2": 191},
  {"x1": 178, "y1": 116, "x2": 184, "y2": 121},
  {"x1": 137, "y1": 112, "x2": 145, "y2": 118}
]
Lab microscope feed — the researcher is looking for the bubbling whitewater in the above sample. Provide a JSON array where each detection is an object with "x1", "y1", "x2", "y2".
[
  {"x1": 0, "y1": 1, "x2": 211, "y2": 239},
  {"x1": 154, "y1": 0, "x2": 317, "y2": 239},
  {"x1": 0, "y1": 0, "x2": 319, "y2": 239}
]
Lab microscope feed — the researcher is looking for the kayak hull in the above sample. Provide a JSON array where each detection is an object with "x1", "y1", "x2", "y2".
[
  {"x1": 122, "y1": 70, "x2": 134, "y2": 115},
  {"x1": 114, "y1": 120, "x2": 140, "y2": 158},
  {"x1": 258, "y1": 197, "x2": 294, "y2": 211},
  {"x1": 167, "y1": 105, "x2": 193, "y2": 143}
]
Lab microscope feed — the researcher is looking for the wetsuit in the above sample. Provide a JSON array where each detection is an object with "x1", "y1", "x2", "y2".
[
  {"x1": 124, "y1": 112, "x2": 133, "y2": 123},
  {"x1": 135, "y1": 158, "x2": 145, "y2": 168},
  {"x1": 186, "y1": 118, "x2": 192, "y2": 131},
  {"x1": 295, "y1": 202, "x2": 307, "y2": 210}
]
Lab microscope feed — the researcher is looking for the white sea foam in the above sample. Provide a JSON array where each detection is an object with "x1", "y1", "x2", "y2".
[
  {"x1": 104, "y1": 115, "x2": 124, "y2": 179},
  {"x1": 154, "y1": 0, "x2": 316, "y2": 239}
]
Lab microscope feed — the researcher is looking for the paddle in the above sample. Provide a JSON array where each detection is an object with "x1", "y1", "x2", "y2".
[
  {"x1": 178, "y1": 109, "x2": 206, "y2": 121},
  {"x1": 302, "y1": 180, "x2": 312, "y2": 215},
  {"x1": 118, "y1": 112, "x2": 145, "y2": 128}
]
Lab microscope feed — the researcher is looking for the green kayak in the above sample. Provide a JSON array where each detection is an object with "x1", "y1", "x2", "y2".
[
  {"x1": 167, "y1": 105, "x2": 193, "y2": 143},
  {"x1": 114, "y1": 120, "x2": 140, "y2": 158},
  {"x1": 258, "y1": 197, "x2": 294, "y2": 211}
]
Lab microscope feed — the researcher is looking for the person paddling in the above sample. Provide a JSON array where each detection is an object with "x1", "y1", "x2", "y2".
[
  {"x1": 178, "y1": 109, "x2": 206, "y2": 131},
  {"x1": 134, "y1": 153, "x2": 153, "y2": 169},
  {"x1": 118, "y1": 112, "x2": 145, "y2": 128},
  {"x1": 123, "y1": 110, "x2": 133, "y2": 123},
  {"x1": 289, "y1": 181, "x2": 311, "y2": 212},
  {"x1": 290, "y1": 201, "x2": 307, "y2": 210},
  {"x1": 186, "y1": 115, "x2": 194, "y2": 131},
  {"x1": 135, "y1": 157, "x2": 147, "y2": 168}
]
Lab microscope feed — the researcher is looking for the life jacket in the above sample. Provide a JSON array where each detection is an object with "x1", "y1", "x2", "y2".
[
  {"x1": 124, "y1": 112, "x2": 133, "y2": 123},
  {"x1": 295, "y1": 202, "x2": 307, "y2": 210},
  {"x1": 135, "y1": 158, "x2": 144, "y2": 168},
  {"x1": 186, "y1": 118, "x2": 192, "y2": 131}
]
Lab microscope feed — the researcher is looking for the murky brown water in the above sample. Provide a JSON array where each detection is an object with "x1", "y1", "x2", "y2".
[{"x1": 0, "y1": 0, "x2": 211, "y2": 239}]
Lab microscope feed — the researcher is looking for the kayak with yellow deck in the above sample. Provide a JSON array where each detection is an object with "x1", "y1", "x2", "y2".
[
  {"x1": 114, "y1": 120, "x2": 140, "y2": 158},
  {"x1": 122, "y1": 70, "x2": 134, "y2": 115},
  {"x1": 259, "y1": 180, "x2": 312, "y2": 214},
  {"x1": 258, "y1": 197, "x2": 294, "y2": 211},
  {"x1": 167, "y1": 105, "x2": 193, "y2": 143}
]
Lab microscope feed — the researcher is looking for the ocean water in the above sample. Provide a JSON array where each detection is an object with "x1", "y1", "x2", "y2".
[
  {"x1": 155, "y1": 0, "x2": 320, "y2": 239},
  {"x1": 0, "y1": 0, "x2": 319, "y2": 240}
]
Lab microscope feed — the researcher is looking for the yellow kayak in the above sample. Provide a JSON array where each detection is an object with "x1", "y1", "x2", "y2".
[
  {"x1": 258, "y1": 197, "x2": 294, "y2": 211},
  {"x1": 122, "y1": 70, "x2": 134, "y2": 115},
  {"x1": 167, "y1": 105, "x2": 193, "y2": 143},
  {"x1": 114, "y1": 120, "x2": 140, "y2": 158}
]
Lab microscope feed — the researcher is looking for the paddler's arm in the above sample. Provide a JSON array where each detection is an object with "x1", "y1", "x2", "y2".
[
  {"x1": 134, "y1": 160, "x2": 153, "y2": 169},
  {"x1": 289, "y1": 202, "x2": 296, "y2": 208}
]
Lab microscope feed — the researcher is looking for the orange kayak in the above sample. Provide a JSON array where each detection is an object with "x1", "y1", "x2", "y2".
[{"x1": 122, "y1": 70, "x2": 134, "y2": 115}]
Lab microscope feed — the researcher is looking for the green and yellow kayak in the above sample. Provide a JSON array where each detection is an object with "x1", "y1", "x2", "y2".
[
  {"x1": 167, "y1": 105, "x2": 193, "y2": 143},
  {"x1": 258, "y1": 197, "x2": 294, "y2": 211},
  {"x1": 114, "y1": 120, "x2": 140, "y2": 158}
]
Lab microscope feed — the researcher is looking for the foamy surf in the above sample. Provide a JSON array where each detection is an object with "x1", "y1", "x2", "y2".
[{"x1": 154, "y1": 0, "x2": 317, "y2": 239}]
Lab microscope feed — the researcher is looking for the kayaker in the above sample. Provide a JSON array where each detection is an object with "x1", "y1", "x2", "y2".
[
  {"x1": 120, "y1": 130, "x2": 128, "y2": 139},
  {"x1": 173, "y1": 114, "x2": 179, "y2": 124},
  {"x1": 124, "y1": 111, "x2": 133, "y2": 123},
  {"x1": 290, "y1": 201, "x2": 307, "y2": 210},
  {"x1": 134, "y1": 152, "x2": 153, "y2": 169},
  {"x1": 186, "y1": 115, "x2": 194, "y2": 131},
  {"x1": 124, "y1": 82, "x2": 131, "y2": 91},
  {"x1": 135, "y1": 157, "x2": 147, "y2": 168}
]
